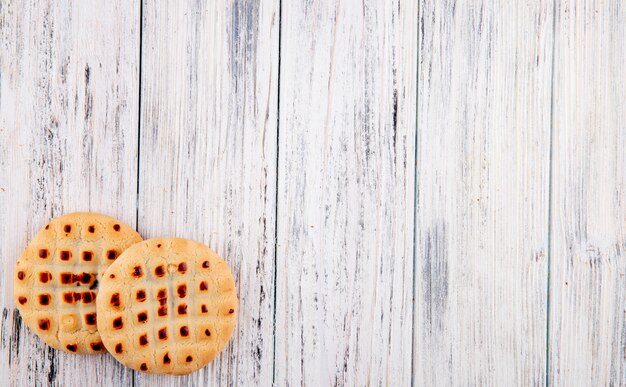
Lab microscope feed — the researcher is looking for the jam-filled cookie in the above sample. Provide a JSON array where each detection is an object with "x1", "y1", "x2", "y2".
[
  {"x1": 96, "y1": 237, "x2": 238, "y2": 375},
  {"x1": 14, "y1": 212, "x2": 142, "y2": 354}
]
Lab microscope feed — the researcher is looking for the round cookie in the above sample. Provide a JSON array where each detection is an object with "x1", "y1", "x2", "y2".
[
  {"x1": 13, "y1": 212, "x2": 143, "y2": 354},
  {"x1": 96, "y1": 238, "x2": 238, "y2": 375}
]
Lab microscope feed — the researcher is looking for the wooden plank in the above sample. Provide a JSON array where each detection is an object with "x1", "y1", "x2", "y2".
[
  {"x1": 414, "y1": 1, "x2": 553, "y2": 385},
  {"x1": 549, "y1": 1, "x2": 626, "y2": 385},
  {"x1": 0, "y1": 0, "x2": 140, "y2": 385},
  {"x1": 274, "y1": 1, "x2": 417, "y2": 385},
  {"x1": 136, "y1": 1, "x2": 279, "y2": 385}
]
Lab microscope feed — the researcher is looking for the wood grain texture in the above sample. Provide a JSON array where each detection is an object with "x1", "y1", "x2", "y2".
[
  {"x1": 274, "y1": 1, "x2": 417, "y2": 385},
  {"x1": 0, "y1": 0, "x2": 140, "y2": 385},
  {"x1": 414, "y1": 1, "x2": 554, "y2": 385},
  {"x1": 2, "y1": 0, "x2": 626, "y2": 385},
  {"x1": 549, "y1": 1, "x2": 626, "y2": 385},
  {"x1": 136, "y1": 0, "x2": 279, "y2": 386}
]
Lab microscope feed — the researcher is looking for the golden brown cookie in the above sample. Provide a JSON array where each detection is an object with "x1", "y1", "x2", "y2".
[
  {"x1": 96, "y1": 237, "x2": 238, "y2": 375},
  {"x1": 13, "y1": 212, "x2": 143, "y2": 354}
]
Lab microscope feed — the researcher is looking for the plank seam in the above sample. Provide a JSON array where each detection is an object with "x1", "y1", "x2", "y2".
[
  {"x1": 135, "y1": 0, "x2": 144, "y2": 236},
  {"x1": 133, "y1": 1, "x2": 144, "y2": 385},
  {"x1": 546, "y1": 1, "x2": 558, "y2": 385},
  {"x1": 411, "y1": 2, "x2": 420, "y2": 387},
  {"x1": 272, "y1": 0, "x2": 283, "y2": 385}
]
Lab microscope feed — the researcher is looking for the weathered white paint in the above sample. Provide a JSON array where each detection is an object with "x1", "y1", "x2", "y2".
[
  {"x1": 414, "y1": 1, "x2": 554, "y2": 385},
  {"x1": 0, "y1": 0, "x2": 140, "y2": 385},
  {"x1": 1, "y1": 0, "x2": 626, "y2": 386},
  {"x1": 549, "y1": 1, "x2": 626, "y2": 386},
  {"x1": 136, "y1": 1, "x2": 279, "y2": 386},
  {"x1": 274, "y1": 1, "x2": 417, "y2": 385}
]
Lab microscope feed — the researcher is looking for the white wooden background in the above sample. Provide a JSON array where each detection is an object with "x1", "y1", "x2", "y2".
[{"x1": 0, "y1": 1, "x2": 624, "y2": 386}]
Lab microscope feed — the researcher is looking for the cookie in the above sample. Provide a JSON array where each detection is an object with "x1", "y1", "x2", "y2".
[
  {"x1": 96, "y1": 238, "x2": 238, "y2": 375},
  {"x1": 13, "y1": 212, "x2": 143, "y2": 354}
]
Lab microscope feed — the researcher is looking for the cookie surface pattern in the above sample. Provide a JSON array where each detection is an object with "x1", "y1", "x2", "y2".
[
  {"x1": 96, "y1": 238, "x2": 238, "y2": 375},
  {"x1": 13, "y1": 212, "x2": 143, "y2": 354}
]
